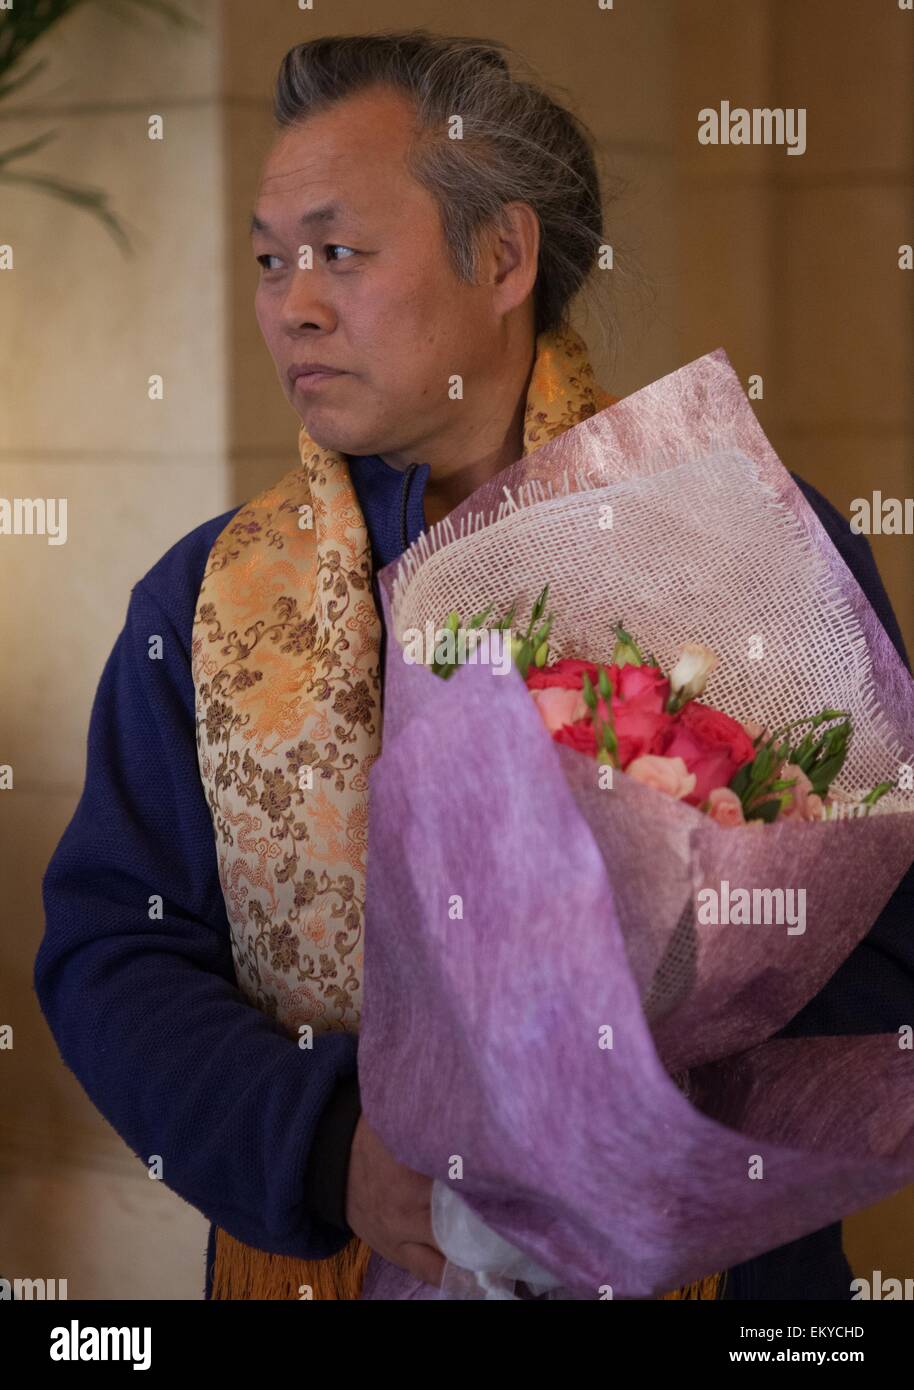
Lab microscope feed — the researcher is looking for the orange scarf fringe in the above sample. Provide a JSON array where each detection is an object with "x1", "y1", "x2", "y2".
[
  {"x1": 211, "y1": 1228, "x2": 373, "y2": 1301},
  {"x1": 210, "y1": 1228, "x2": 724, "y2": 1300}
]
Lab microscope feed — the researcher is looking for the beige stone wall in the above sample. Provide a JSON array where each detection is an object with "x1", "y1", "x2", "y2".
[
  {"x1": 0, "y1": 0, "x2": 227, "y2": 1299},
  {"x1": 675, "y1": 0, "x2": 914, "y2": 669},
  {"x1": 2, "y1": 0, "x2": 910, "y2": 1298},
  {"x1": 672, "y1": 0, "x2": 914, "y2": 1279}
]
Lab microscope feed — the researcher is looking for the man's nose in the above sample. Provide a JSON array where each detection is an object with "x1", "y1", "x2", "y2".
[{"x1": 281, "y1": 265, "x2": 336, "y2": 333}]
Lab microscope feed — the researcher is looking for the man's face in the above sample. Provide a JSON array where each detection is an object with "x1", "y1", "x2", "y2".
[{"x1": 250, "y1": 84, "x2": 500, "y2": 459}]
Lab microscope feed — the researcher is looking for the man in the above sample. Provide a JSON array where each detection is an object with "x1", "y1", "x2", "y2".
[
  {"x1": 35, "y1": 31, "x2": 914, "y2": 1301},
  {"x1": 251, "y1": 85, "x2": 540, "y2": 532}
]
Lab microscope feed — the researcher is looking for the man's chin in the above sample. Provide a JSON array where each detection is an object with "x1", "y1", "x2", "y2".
[{"x1": 296, "y1": 407, "x2": 380, "y2": 459}]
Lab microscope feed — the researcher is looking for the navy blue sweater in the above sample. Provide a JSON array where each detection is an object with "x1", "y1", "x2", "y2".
[{"x1": 34, "y1": 453, "x2": 914, "y2": 1301}]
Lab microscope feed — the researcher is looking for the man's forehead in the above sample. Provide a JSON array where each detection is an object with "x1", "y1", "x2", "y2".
[
  {"x1": 249, "y1": 198, "x2": 359, "y2": 236},
  {"x1": 250, "y1": 133, "x2": 421, "y2": 235},
  {"x1": 266, "y1": 92, "x2": 414, "y2": 177}
]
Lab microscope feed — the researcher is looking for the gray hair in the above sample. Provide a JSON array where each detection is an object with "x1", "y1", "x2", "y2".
[{"x1": 272, "y1": 29, "x2": 617, "y2": 339}]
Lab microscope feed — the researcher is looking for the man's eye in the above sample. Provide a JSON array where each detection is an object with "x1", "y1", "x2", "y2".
[
  {"x1": 326, "y1": 244, "x2": 357, "y2": 262},
  {"x1": 256, "y1": 254, "x2": 282, "y2": 271}
]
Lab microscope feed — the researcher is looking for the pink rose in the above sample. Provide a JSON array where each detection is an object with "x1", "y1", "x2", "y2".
[
  {"x1": 626, "y1": 754, "x2": 697, "y2": 800},
  {"x1": 659, "y1": 723, "x2": 736, "y2": 806},
  {"x1": 659, "y1": 700, "x2": 756, "y2": 807},
  {"x1": 706, "y1": 786, "x2": 745, "y2": 827},
  {"x1": 528, "y1": 685, "x2": 588, "y2": 735}
]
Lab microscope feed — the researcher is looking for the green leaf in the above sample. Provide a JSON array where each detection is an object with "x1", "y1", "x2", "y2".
[
  {"x1": 467, "y1": 604, "x2": 493, "y2": 630},
  {"x1": 531, "y1": 617, "x2": 553, "y2": 649},
  {"x1": 790, "y1": 733, "x2": 816, "y2": 772},
  {"x1": 728, "y1": 764, "x2": 752, "y2": 797},
  {"x1": 860, "y1": 781, "x2": 894, "y2": 807},
  {"x1": 808, "y1": 750, "x2": 848, "y2": 795},
  {"x1": 526, "y1": 584, "x2": 549, "y2": 637}
]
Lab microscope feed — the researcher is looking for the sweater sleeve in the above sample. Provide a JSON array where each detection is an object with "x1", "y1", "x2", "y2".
[
  {"x1": 776, "y1": 473, "x2": 914, "y2": 1038},
  {"x1": 34, "y1": 574, "x2": 360, "y2": 1257}
]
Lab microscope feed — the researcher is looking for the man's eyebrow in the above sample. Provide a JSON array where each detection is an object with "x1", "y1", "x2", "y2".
[{"x1": 248, "y1": 202, "x2": 345, "y2": 236}]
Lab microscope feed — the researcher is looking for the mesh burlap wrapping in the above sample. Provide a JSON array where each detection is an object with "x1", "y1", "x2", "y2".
[{"x1": 355, "y1": 347, "x2": 914, "y2": 1300}]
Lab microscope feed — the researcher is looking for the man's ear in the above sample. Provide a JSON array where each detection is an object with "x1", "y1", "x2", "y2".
[{"x1": 486, "y1": 201, "x2": 540, "y2": 314}]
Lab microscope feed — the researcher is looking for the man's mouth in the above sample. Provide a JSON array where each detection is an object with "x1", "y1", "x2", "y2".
[{"x1": 288, "y1": 363, "x2": 348, "y2": 390}]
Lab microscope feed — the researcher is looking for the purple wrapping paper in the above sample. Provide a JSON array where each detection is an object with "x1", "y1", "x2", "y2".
[{"x1": 356, "y1": 348, "x2": 914, "y2": 1300}]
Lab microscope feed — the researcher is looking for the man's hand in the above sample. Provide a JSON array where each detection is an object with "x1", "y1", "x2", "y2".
[{"x1": 345, "y1": 1113, "x2": 445, "y2": 1289}]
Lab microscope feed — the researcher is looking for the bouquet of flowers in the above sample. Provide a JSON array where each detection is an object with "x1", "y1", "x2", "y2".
[
  {"x1": 436, "y1": 590, "x2": 895, "y2": 826},
  {"x1": 356, "y1": 348, "x2": 914, "y2": 1300}
]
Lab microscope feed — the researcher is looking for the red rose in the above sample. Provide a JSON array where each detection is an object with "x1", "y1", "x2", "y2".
[
  {"x1": 611, "y1": 691, "x2": 674, "y2": 769},
  {"x1": 554, "y1": 717, "x2": 599, "y2": 757},
  {"x1": 659, "y1": 700, "x2": 756, "y2": 806},
  {"x1": 608, "y1": 664, "x2": 672, "y2": 769},
  {"x1": 612, "y1": 663, "x2": 670, "y2": 705},
  {"x1": 680, "y1": 700, "x2": 757, "y2": 767},
  {"x1": 534, "y1": 661, "x2": 674, "y2": 769},
  {"x1": 526, "y1": 658, "x2": 601, "y2": 691}
]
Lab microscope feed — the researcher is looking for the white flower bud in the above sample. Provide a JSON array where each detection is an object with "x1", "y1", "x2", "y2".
[{"x1": 669, "y1": 643, "x2": 718, "y2": 706}]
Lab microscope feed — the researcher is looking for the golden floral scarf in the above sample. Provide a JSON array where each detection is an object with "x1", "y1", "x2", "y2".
[{"x1": 191, "y1": 323, "x2": 722, "y2": 1301}]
